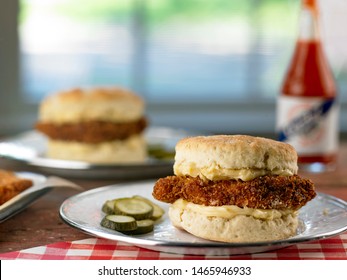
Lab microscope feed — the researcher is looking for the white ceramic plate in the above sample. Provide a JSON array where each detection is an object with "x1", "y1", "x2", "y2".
[
  {"x1": 0, "y1": 127, "x2": 193, "y2": 179},
  {"x1": 59, "y1": 181, "x2": 347, "y2": 256}
]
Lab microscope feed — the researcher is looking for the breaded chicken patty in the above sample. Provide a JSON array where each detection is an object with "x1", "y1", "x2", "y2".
[
  {"x1": 35, "y1": 117, "x2": 147, "y2": 143},
  {"x1": 153, "y1": 175, "x2": 316, "y2": 210},
  {"x1": 0, "y1": 170, "x2": 33, "y2": 205}
]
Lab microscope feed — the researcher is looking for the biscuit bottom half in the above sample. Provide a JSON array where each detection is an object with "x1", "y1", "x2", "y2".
[
  {"x1": 169, "y1": 201, "x2": 298, "y2": 243},
  {"x1": 46, "y1": 134, "x2": 146, "y2": 163}
]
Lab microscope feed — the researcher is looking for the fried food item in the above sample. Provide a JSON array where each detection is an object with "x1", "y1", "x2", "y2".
[
  {"x1": 35, "y1": 117, "x2": 147, "y2": 143},
  {"x1": 152, "y1": 135, "x2": 317, "y2": 243},
  {"x1": 35, "y1": 86, "x2": 148, "y2": 163},
  {"x1": 0, "y1": 170, "x2": 33, "y2": 205},
  {"x1": 153, "y1": 174, "x2": 316, "y2": 210}
]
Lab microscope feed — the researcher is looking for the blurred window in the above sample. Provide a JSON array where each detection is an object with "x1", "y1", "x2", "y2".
[
  {"x1": 20, "y1": 0, "x2": 301, "y2": 103},
  {"x1": 0, "y1": 0, "x2": 346, "y2": 134}
]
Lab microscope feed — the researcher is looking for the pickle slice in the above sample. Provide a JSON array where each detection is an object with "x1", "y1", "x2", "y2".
[
  {"x1": 113, "y1": 198, "x2": 153, "y2": 220},
  {"x1": 100, "y1": 215, "x2": 137, "y2": 231},
  {"x1": 120, "y1": 219, "x2": 155, "y2": 235},
  {"x1": 101, "y1": 200, "x2": 116, "y2": 214},
  {"x1": 130, "y1": 219, "x2": 155, "y2": 235},
  {"x1": 132, "y1": 195, "x2": 165, "y2": 220}
]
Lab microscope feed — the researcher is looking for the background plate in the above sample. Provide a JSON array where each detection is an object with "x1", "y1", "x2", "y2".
[
  {"x1": 60, "y1": 181, "x2": 347, "y2": 256},
  {"x1": 0, "y1": 127, "x2": 193, "y2": 179},
  {"x1": 0, "y1": 172, "x2": 48, "y2": 222},
  {"x1": 0, "y1": 172, "x2": 80, "y2": 223}
]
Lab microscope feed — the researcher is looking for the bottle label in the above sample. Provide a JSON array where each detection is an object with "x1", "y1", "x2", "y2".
[{"x1": 276, "y1": 96, "x2": 338, "y2": 155}]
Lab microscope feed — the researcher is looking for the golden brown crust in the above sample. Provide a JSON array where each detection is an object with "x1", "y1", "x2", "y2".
[
  {"x1": 35, "y1": 117, "x2": 147, "y2": 143},
  {"x1": 152, "y1": 175, "x2": 316, "y2": 210},
  {"x1": 174, "y1": 135, "x2": 298, "y2": 181},
  {"x1": 0, "y1": 170, "x2": 33, "y2": 205}
]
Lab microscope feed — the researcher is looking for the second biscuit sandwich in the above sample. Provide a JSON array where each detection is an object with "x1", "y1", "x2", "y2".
[{"x1": 35, "y1": 86, "x2": 147, "y2": 163}]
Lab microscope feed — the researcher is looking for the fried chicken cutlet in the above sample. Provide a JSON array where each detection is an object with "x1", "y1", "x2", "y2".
[
  {"x1": 0, "y1": 170, "x2": 33, "y2": 205},
  {"x1": 35, "y1": 117, "x2": 147, "y2": 143},
  {"x1": 153, "y1": 174, "x2": 316, "y2": 210}
]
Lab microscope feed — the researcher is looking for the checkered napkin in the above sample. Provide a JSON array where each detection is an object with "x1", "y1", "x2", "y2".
[{"x1": 1, "y1": 233, "x2": 346, "y2": 260}]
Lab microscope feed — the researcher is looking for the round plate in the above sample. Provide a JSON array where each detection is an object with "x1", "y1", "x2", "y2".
[
  {"x1": 59, "y1": 181, "x2": 347, "y2": 256},
  {"x1": 0, "y1": 127, "x2": 193, "y2": 179}
]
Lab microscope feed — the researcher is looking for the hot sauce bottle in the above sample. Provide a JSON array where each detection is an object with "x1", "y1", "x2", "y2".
[{"x1": 276, "y1": 0, "x2": 339, "y2": 172}]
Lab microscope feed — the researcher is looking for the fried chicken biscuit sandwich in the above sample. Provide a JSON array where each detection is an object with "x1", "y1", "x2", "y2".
[
  {"x1": 35, "y1": 86, "x2": 147, "y2": 163},
  {"x1": 152, "y1": 135, "x2": 316, "y2": 242}
]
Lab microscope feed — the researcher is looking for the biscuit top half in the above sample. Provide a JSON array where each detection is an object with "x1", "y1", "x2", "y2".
[
  {"x1": 173, "y1": 135, "x2": 298, "y2": 181},
  {"x1": 38, "y1": 87, "x2": 145, "y2": 124}
]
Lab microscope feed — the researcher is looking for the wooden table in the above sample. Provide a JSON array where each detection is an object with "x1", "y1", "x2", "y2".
[{"x1": 0, "y1": 144, "x2": 346, "y2": 254}]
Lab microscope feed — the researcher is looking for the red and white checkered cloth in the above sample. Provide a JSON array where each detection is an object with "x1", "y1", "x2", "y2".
[{"x1": 1, "y1": 233, "x2": 346, "y2": 260}]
